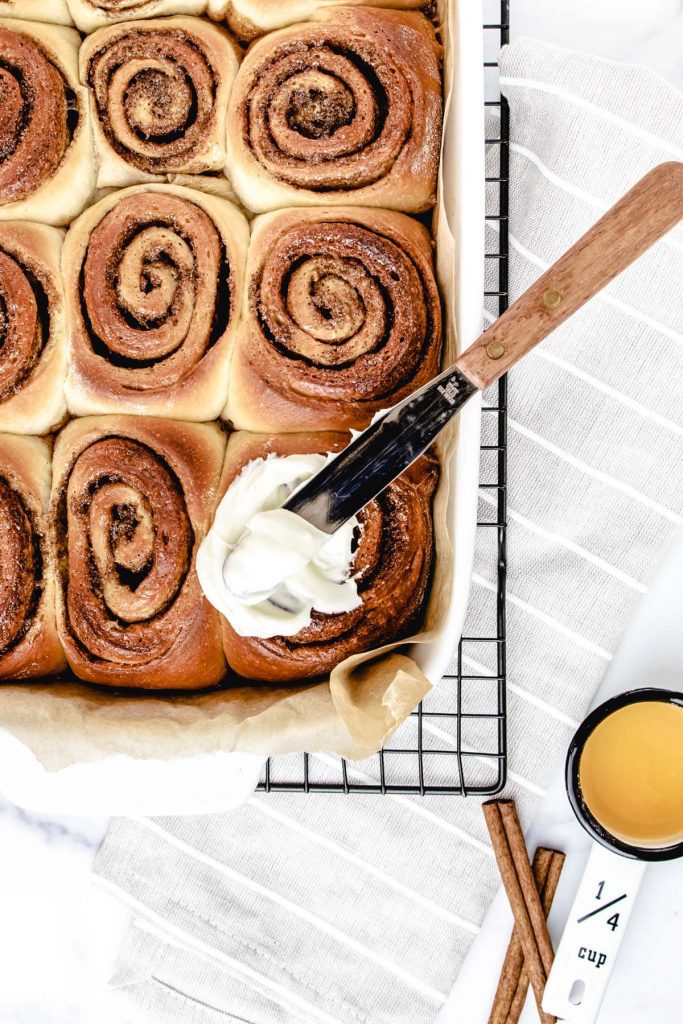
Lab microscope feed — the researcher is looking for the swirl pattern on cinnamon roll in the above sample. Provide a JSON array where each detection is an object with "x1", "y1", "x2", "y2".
[
  {"x1": 214, "y1": 432, "x2": 438, "y2": 684},
  {"x1": 225, "y1": 8, "x2": 442, "y2": 213},
  {"x1": 227, "y1": 207, "x2": 442, "y2": 432},
  {"x1": 81, "y1": 18, "x2": 240, "y2": 187},
  {"x1": 51, "y1": 415, "x2": 226, "y2": 689},
  {"x1": 63, "y1": 185, "x2": 248, "y2": 420},
  {"x1": 0, "y1": 20, "x2": 94, "y2": 225},
  {"x1": 0, "y1": 435, "x2": 66, "y2": 681},
  {"x1": 0, "y1": 223, "x2": 68, "y2": 434}
]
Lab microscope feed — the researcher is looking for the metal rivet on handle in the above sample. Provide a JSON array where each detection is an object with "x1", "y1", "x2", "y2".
[
  {"x1": 543, "y1": 288, "x2": 562, "y2": 308},
  {"x1": 486, "y1": 340, "x2": 506, "y2": 360}
]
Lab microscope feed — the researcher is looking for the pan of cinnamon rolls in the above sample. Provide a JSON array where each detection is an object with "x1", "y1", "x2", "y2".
[{"x1": 0, "y1": 0, "x2": 465, "y2": 698}]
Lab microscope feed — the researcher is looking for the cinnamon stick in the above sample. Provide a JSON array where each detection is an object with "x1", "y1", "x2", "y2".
[
  {"x1": 482, "y1": 800, "x2": 558, "y2": 1024},
  {"x1": 488, "y1": 848, "x2": 552, "y2": 1024},
  {"x1": 488, "y1": 846, "x2": 565, "y2": 1024},
  {"x1": 508, "y1": 851, "x2": 564, "y2": 1022}
]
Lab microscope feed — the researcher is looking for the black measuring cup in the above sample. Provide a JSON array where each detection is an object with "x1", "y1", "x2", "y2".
[{"x1": 543, "y1": 688, "x2": 683, "y2": 1022}]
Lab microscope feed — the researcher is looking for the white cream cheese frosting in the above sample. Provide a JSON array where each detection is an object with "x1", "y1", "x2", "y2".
[{"x1": 196, "y1": 452, "x2": 362, "y2": 639}]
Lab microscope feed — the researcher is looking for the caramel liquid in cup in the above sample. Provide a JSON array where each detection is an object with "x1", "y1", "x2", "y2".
[{"x1": 579, "y1": 701, "x2": 683, "y2": 848}]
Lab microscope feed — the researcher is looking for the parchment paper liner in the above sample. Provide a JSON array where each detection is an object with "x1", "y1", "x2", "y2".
[{"x1": 0, "y1": 0, "x2": 464, "y2": 771}]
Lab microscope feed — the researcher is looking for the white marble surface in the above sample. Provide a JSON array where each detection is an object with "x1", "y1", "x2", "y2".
[
  {"x1": 0, "y1": 803, "x2": 124, "y2": 1023},
  {"x1": 0, "y1": 3, "x2": 681, "y2": 1022},
  {"x1": 441, "y1": 527, "x2": 683, "y2": 1024}
]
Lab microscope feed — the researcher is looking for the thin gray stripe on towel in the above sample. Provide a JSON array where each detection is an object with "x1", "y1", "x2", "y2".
[{"x1": 94, "y1": 37, "x2": 683, "y2": 1024}]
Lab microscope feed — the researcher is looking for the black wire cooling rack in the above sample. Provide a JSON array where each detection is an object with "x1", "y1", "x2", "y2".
[{"x1": 258, "y1": 0, "x2": 510, "y2": 796}]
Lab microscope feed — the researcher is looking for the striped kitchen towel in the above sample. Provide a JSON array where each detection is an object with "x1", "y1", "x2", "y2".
[{"x1": 94, "y1": 37, "x2": 683, "y2": 1024}]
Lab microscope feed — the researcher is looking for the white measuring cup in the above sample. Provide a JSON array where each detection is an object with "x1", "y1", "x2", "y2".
[{"x1": 543, "y1": 688, "x2": 683, "y2": 1023}]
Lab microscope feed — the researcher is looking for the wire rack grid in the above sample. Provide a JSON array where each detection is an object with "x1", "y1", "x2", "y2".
[{"x1": 257, "y1": 0, "x2": 510, "y2": 796}]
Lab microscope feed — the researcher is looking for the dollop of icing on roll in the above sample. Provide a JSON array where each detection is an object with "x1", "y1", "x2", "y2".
[
  {"x1": 199, "y1": 440, "x2": 439, "y2": 683},
  {"x1": 197, "y1": 453, "x2": 361, "y2": 639}
]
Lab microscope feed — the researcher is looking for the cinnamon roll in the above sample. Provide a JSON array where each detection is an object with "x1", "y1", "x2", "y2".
[
  {"x1": 0, "y1": 20, "x2": 95, "y2": 225},
  {"x1": 226, "y1": 207, "x2": 442, "y2": 432},
  {"x1": 212, "y1": 431, "x2": 438, "y2": 683},
  {"x1": 62, "y1": 184, "x2": 248, "y2": 420},
  {"x1": 66, "y1": 0, "x2": 208, "y2": 33},
  {"x1": 223, "y1": 0, "x2": 423, "y2": 41},
  {"x1": 51, "y1": 415, "x2": 226, "y2": 689},
  {"x1": 0, "y1": 222, "x2": 68, "y2": 435},
  {"x1": 0, "y1": 434, "x2": 66, "y2": 681},
  {"x1": 0, "y1": 0, "x2": 72, "y2": 24},
  {"x1": 81, "y1": 17, "x2": 240, "y2": 188},
  {"x1": 225, "y1": 8, "x2": 442, "y2": 214}
]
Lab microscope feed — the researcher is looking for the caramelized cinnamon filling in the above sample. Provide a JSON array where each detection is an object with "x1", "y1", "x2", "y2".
[
  {"x1": 78, "y1": 192, "x2": 232, "y2": 387},
  {"x1": 57, "y1": 436, "x2": 195, "y2": 665},
  {"x1": 0, "y1": 245, "x2": 51, "y2": 402},
  {"x1": 241, "y1": 33, "x2": 411, "y2": 191},
  {"x1": 0, "y1": 476, "x2": 42, "y2": 658},
  {"x1": 86, "y1": 27, "x2": 219, "y2": 173},
  {"x1": 85, "y1": 0, "x2": 159, "y2": 11},
  {"x1": 0, "y1": 27, "x2": 78, "y2": 205},
  {"x1": 251, "y1": 219, "x2": 440, "y2": 404}
]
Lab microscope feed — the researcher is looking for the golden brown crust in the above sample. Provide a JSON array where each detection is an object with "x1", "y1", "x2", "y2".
[
  {"x1": 0, "y1": 434, "x2": 66, "y2": 681},
  {"x1": 225, "y1": 8, "x2": 442, "y2": 213},
  {"x1": 62, "y1": 184, "x2": 249, "y2": 420},
  {"x1": 0, "y1": 0, "x2": 73, "y2": 25},
  {"x1": 222, "y1": 0, "x2": 425, "y2": 41},
  {"x1": 0, "y1": 221, "x2": 68, "y2": 435},
  {"x1": 226, "y1": 206, "x2": 442, "y2": 432},
  {"x1": 50, "y1": 415, "x2": 227, "y2": 689},
  {"x1": 68, "y1": 0, "x2": 207, "y2": 34},
  {"x1": 81, "y1": 17, "x2": 241, "y2": 189},
  {"x1": 0, "y1": 19, "x2": 95, "y2": 225},
  {"x1": 0, "y1": 25, "x2": 70, "y2": 206},
  {"x1": 217, "y1": 431, "x2": 439, "y2": 683}
]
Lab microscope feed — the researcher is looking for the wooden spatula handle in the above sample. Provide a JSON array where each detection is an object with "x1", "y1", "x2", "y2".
[{"x1": 457, "y1": 161, "x2": 683, "y2": 390}]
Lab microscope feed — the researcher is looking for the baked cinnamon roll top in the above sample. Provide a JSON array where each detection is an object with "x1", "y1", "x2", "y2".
[
  {"x1": 226, "y1": 8, "x2": 442, "y2": 212},
  {"x1": 58, "y1": 435, "x2": 193, "y2": 665},
  {"x1": 0, "y1": 434, "x2": 65, "y2": 680},
  {"x1": 51, "y1": 416, "x2": 226, "y2": 689},
  {"x1": 216, "y1": 432, "x2": 439, "y2": 684},
  {"x1": 0, "y1": 222, "x2": 68, "y2": 435},
  {"x1": 62, "y1": 183, "x2": 251, "y2": 426},
  {"x1": 80, "y1": 191, "x2": 232, "y2": 385},
  {"x1": 67, "y1": 0, "x2": 208, "y2": 34},
  {"x1": 0, "y1": 239, "x2": 51, "y2": 404},
  {"x1": 0, "y1": 471, "x2": 42, "y2": 660},
  {"x1": 82, "y1": 17, "x2": 238, "y2": 178},
  {"x1": 0, "y1": 25, "x2": 79, "y2": 206},
  {"x1": 255, "y1": 212, "x2": 440, "y2": 400},
  {"x1": 228, "y1": 207, "x2": 442, "y2": 431}
]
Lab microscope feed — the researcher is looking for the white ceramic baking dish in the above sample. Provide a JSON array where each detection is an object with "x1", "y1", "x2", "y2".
[{"x1": 0, "y1": 0, "x2": 484, "y2": 815}]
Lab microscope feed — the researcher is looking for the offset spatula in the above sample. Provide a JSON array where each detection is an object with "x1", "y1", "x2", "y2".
[{"x1": 284, "y1": 161, "x2": 683, "y2": 534}]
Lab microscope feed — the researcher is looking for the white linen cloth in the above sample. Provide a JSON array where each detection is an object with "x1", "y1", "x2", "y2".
[
  {"x1": 94, "y1": 38, "x2": 683, "y2": 1024},
  {"x1": 443, "y1": 528, "x2": 683, "y2": 1024}
]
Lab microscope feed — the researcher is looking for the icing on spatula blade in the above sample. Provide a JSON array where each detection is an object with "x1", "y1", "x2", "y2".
[{"x1": 284, "y1": 366, "x2": 478, "y2": 533}]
